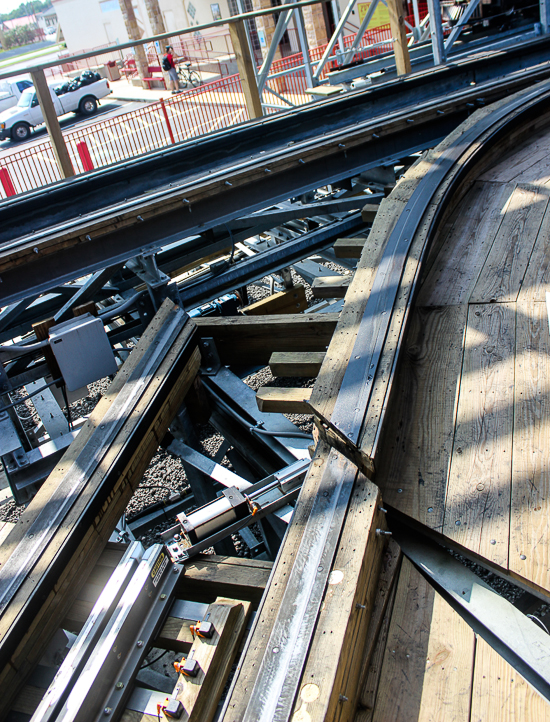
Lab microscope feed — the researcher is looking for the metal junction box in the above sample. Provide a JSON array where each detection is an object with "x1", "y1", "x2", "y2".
[{"x1": 49, "y1": 313, "x2": 117, "y2": 391}]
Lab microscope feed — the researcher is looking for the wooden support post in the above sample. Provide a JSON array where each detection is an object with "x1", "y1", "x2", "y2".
[
  {"x1": 386, "y1": 0, "x2": 412, "y2": 75},
  {"x1": 229, "y1": 19, "x2": 263, "y2": 120},
  {"x1": 30, "y1": 69, "x2": 74, "y2": 179}
]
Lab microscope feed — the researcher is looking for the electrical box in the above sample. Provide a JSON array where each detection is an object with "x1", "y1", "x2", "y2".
[{"x1": 49, "y1": 314, "x2": 117, "y2": 391}]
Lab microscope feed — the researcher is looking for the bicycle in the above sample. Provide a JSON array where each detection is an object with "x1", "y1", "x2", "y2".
[{"x1": 177, "y1": 62, "x2": 202, "y2": 89}]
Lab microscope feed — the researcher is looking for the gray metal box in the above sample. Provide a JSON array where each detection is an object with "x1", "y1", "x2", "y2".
[{"x1": 49, "y1": 314, "x2": 117, "y2": 391}]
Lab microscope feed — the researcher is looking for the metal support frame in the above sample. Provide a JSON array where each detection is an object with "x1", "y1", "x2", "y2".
[
  {"x1": 342, "y1": 0, "x2": 381, "y2": 64},
  {"x1": 53, "y1": 263, "x2": 124, "y2": 323},
  {"x1": 542, "y1": 0, "x2": 550, "y2": 34},
  {"x1": 426, "y1": 0, "x2": 446, "y2": 64},
  {"x1": 313, "y1": 0, "x2": 359, "y2": 80},
  {"x1": 295, "y1": 7, "x2": 315, "y2": 88},
  {"x1": 444, "y1": 0, "x2": 481, "y2": 51},
  {"x1": 256, "y1": 0, "x2": 296, "y2": 97},
  {"x1": 397, "y1": 528, "x2": 550, "y2": 702}
]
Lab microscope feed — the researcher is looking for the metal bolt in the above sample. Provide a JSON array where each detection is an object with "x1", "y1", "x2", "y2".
[
  {"x1": 33, "y1": 247, "x2": 39, "y2": 253},
  {"x1": 376, "y1": 529, "x2": 392, "y2": 536},
  {"x1": 272, "y1": 647, "x2": 280, "y2": 654},
  {"x1": 182, "y1": 198, "x2": 190, "y2": 203},
  {"x1": 116, "y1": 682, "x2": 124, "y2": 690},
  {"x1": 299, "y1": 159, "x2": 305, "y2": 164},
  {"x1": 372, "y1": 133, "x2": 379, "y2": 138},
  {"x1": 407, "y1": 118, "x2": 414, "y2": 123},
  {"x1": 206, "y1": 367, "x2": 212, "y2": 372},
  {"x1": 173, "y1": 565, "x2": 179, "y2": 573},
  {"x1": 338, "y1": 143, "x2": 345, "y2": 148},
  {"x1": 339, "y1": 695, "x2": 348, "y2": 703},
  {"x1": 85, "y1": 235, "x2": 91, "y2": 241},
  {"x1": 455, "y1": 520, "x2": 461, "y2": 526},
  {"x1": 397, "y1": 488, "x2": 403, "y2": 493},
  {"x1": 136, "y1": 640, "x2": 143, "y2": 648},
  {"x1": 104, "y1": 709, "x2": 112, "y2": 716},
  {"x1": 379, "y1": 507, "x2": 387, "y2": 513},
  {"x1": 225, "y1": 180, "x2": 232, "y2": 186},
  {"x1": 427, "y1": 507, "x2": 434, "y2": 512},
  {"x1": 356, "y1": 603, "x2": 366, "y2": 610},
  {"x1": 437, "y1": 109, "x2": 445, "y2": 114},
  {"x1": 137, "y1": 215, "x2": 144, "y2": 222},
  {"x1": 318, "y1": 565, "x2": 323, "y2": 572},
  {"x1": 160, "y1": 594, "x2": 167, "y2": 600},
  {"x1": 264, "y1": 168, "x2": 271, "y2": 173},
  {"x1": 520, "y1": 554, "x2": 526, "y2": 560},
  {"x1": 490, "y1": 539, "x2": 496, "y2": 545}
]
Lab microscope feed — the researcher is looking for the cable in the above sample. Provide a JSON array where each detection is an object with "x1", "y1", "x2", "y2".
[
  {"x1": 60, "y1": 383, "x2": 72, "y2": 432},
  {"x1": 224, "y1": 223, "x2": 236, "y2": 265},
  {"x1": 140, "y1": 649, "x2": 169, "y2": 669},
  {"x1": 251, "y1": 427, "x2": 313, "y2": 440},
  {"x1": 0, "y1": 378, "x2": 63, "y2": 414},
  {"x1": 205, "y1": 382, "x2": 314, "y2": 440}
]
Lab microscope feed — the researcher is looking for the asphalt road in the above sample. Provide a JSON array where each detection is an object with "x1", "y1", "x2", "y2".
[{"x1": 0, "y1": 99, "x2": 144, "y2": 156}]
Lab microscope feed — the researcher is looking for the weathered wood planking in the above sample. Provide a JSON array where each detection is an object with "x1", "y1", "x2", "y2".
[
  {"x1": 375, "y1": 306, "x2": 467, "y2": 530},
  {"x1": 478, "y1": 125, "x2": 550, "y2": 184},
  {"x1": 290, "y1": 475, "x2": 386, "y2": 722},
  {"x1": 510, "y1": 302, "x2": 550, "y2": 595},
  {"x1": 518, "y1": 202, "x2": 550, "y2": 303},
  {"x1": 470, "y1": 183, "x2": 550, "y2": 304},
  {"x1": 269, "y1": 351, "x2": 325, "y2": 377},
  {"x1": 471, "y1": 637, "x2": 550, "y2": 721},
  {"x1": 443, "y1": 304, "x2": 515, "y2": 568},
  {"x1": 416, "y1": 181, "x2": 512, "y2": 307},
  {"x1": 195, "y1": 313, "x2": 338, "y2": 366},
  {"x1": 242, "y1": 285, "x2": 308, "y2": 315},
  {"x1": 370, "y1": 558, "x2": 475, "y2": 722},
  {"x1": 256, "y1": 386, "x2": 313, "y2": 413}
]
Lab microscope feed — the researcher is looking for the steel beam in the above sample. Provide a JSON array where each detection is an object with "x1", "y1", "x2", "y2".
[
  {"x1": 444, "y1": 0, "x2": 481, "y2": 52},
  {"x1": 426, "y1": 0, "x2": 446, "y2": 64}
]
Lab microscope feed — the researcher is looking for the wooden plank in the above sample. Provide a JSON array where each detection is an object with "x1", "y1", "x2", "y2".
[
  {"x1": 375, "y1": 306, "x2": 467, "y2": 530},
  {"x1": 333, "y1": 237, "x2": 368, "y2": 258},
  {"x1": 291, "y1": 476, "x2": 385, "y2": 722},
  {"x1": 417, "y1": 180, "x2": 512, "y2": 307},
  {"x1": 175, "y1": 597, "x2": 251, "y2": 722},
  {"x1": 242, "y1": 285, "x2": 308, "y2": 315},
  {"x1": 470, "y1": 636, "x2": 550, "y2": 721},
  {"x1": 0, "y1": 522, "x2": 14, "y2": 546},
  {"x1": 11, "y1": 684, "x2": 44, "y2": 715},
  {"x1": 442, "y1": 304, "x2": 515, "y2": 568},
  {"x1": 269, "y1": 351, "x2": 325, "y2": 377},
  {"x1": 176, "y1": 554, "x2": 273, "y2": 605},
  {"x1": 471, "y1": 183, "x2": 550, "y2": 303},
  {"x1": 357, "y1": 577, "x2": 398, "y2": 718},
  {"x1": 518, "y1": 202, "x2": 550, "y2": 303},
  {"x1": 356, "y1": 539, "x2": 402, "y2": 707},
  {"x1": 478, "y1": 127, "x2": 550, "y2": 183},
  {"x1": 311, "y1": 275, "x2": 351, "y2": 299},
  {"x1": 228, "y1": 20, "x2": 262, "y2": 119},
  {"x1": 195, "y1": 313, "x2": 339, "y2": 366},
  {"x1": 221, "y1": 443, "x2": 336, "y2": 720},
  {"x1": 362, "y1": 204, "x2": 380, "y2": 223},
  {"x1": 156, "y1": 615, "x2": 195, "y2": 652},
  {"x1": 370, "y1": 558, "x2": 474, "y2": 722},
  {"x1": 510, "y1": 302, "x2": 550, "y2": 595},
  {"x1": 256, "y1": 386, "x2": 313, "y2": 413}
]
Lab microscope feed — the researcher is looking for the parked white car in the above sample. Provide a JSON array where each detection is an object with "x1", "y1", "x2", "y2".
[
  {"x1": 0, "y1": 75, "x2": 112, "y2": 142},
  {"x1": 0, "y1": 78, "x2": 34, "y2": 114}
]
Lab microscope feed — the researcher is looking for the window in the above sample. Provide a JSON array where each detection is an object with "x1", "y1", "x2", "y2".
[
  {"x1": 187, "y1": 2, "x2": 196, "y2": 19},
  {"x1": 227, "y1": 0, "x2": 260, "y2": 52},
  {"x1": 18, "y1": 89, "x2": 35, "y2": 108},
  {"x1": 100, "y1": 0, "x2": 119, "y2": 13},
  {"x1": 16, "y1": 80, "x2": 32, "y2": 93},
  {"x1": 211, "y1": 3, "x2": 222, "y2": 20}
]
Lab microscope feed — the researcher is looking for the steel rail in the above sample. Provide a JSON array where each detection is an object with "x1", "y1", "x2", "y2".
[
  {"x1": 233, "y1": 79, "x2": 550, "y2": 722},
  {"x1": 0, "y1": 68, "x2": 548, "y2": 306},
  {"x1": 0, "y1": 37, "x2": 549, "y2": 252}
]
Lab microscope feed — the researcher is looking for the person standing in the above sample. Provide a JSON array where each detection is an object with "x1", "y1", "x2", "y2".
[{"x1": 162, "y1": 45, "x2": 181, "y2": 94}]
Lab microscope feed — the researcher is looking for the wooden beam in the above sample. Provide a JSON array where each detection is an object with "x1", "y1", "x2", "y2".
[
  {"x1": 362, "y1": 203, "x2": 380, "y2": 223},
  {"x1": 269, "y1": 351, "x2": 325, "y2": 377},
  {"x1": 242, "y1": 284, "x2": 308, "y2": 315},
  {"x1": 333, "y1": 237, "x2": 368, "y2": 258},
  {"x1": 256, "y1": 386, "x2": 313, "y2": 413},
  {"x1": 311, "y1": 275, "x2": 350, "y2": 298},
  {"x1": 386, "y1": 0, "x2": 412, "y2": 75},
  {"x1": 229, "y1": 19, "x2": 263, "y2": 120},
  {"x1": 30, "y1": 69, "x2": 74, "y2": 179},
  {"x1": 195, "y1": 313, "x2": 339, "y2": 366},
  {"x1": 175, "y1": 555, "x2": 273, "y2": 605}
]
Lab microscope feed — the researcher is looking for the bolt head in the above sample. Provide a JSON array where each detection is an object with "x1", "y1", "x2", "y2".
[{"x1": 136, "y1": 640, "x2": 143, "y2": 648}]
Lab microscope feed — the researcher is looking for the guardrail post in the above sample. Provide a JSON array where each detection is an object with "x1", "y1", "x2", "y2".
[
  {"x1": 30, "y1": 68, "x2": 75, "y2": 179},
  {"x1": 0, "y1": 167, "x2": 16, "y2": 197},
  {"x1": 387, "y1": 0, "x2": 412, "y2": 74},
  {"x1": 229, "y1": 19, "x2": 263, "y2": 119},
  {"x1": 160, "y1": 99, "x2": 176, "y2": 144},
  {"x1": 76, "y1": 141, "x2": 94, "y2": 172}
]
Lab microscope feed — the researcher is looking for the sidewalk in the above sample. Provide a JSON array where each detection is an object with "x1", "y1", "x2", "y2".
[{"x1": 108, "y1": 72, "x2": 219, "y2": 104}]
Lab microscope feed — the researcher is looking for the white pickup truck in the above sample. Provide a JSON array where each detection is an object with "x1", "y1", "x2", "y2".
[
  {"x1": 0, "y1": 76, "x2": 112, "y2": 142},
  {"x1": 0, "y1": 78, "x2": 34, "y2": 114}
]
